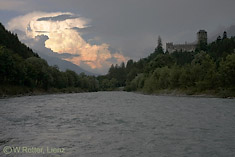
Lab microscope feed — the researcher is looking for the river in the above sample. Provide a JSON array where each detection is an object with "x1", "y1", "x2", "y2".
[{"x1": 0, "y1": 91, "x2": 235, "y2": 157}]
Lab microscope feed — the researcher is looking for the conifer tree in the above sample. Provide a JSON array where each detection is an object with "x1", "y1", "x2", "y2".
[
  {"x1": 154, "y1": 36, "x2": 164, "y2": 54},
  {"x1": 223, "y1": 31, "x2": 227, "y2": 39}
]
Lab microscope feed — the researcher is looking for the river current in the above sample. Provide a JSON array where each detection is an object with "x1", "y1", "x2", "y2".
[{"x1": 0, "y1": 91, "x2": 235, "y2": 157}]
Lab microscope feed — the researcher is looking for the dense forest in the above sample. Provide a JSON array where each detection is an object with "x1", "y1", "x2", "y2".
[
  {"x1": 99, "y1": 33, "x2": 235, "y2": 97},
  {"x1": 0, "y1": 23, "x2": 98, "y2": 97},
  {"x1": 1, "y1": 22, "x2": 234, "y2": 97}
]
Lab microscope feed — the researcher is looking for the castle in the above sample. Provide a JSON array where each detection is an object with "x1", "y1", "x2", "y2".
[{"x1": 166, "y1": 30, "x2": 207, "y2": 53}]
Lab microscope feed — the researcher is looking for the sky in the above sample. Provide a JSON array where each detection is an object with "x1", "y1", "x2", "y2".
[{"x1": 0, "y1": 0, "x2": 235, "y2": 74}]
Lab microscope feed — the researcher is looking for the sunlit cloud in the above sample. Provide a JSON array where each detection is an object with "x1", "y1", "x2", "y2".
[{"x1": 7, "y1": 11, "x2": 127, "y2": 74}]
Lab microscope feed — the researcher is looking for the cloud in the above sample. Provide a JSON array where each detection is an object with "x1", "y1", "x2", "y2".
[
  {"x1": 37, "y1": 14, "x2": 80, "y2": 21},
  {"x1": 8, "y1": 11, "x2": 127, "y2": 74}
]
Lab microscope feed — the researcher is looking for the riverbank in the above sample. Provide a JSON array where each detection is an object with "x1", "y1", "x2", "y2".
[
  {"x1": 0, "y1": 85, "x2": 91, "y2": 99},
  {"x1": 133, "y1": 89, "x2": 235, "y2": 99},
  {"x1": 1, "y1": 85, "x2": 234, "y2": 99}
]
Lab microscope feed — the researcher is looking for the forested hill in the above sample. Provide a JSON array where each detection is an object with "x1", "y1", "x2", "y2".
[
  {"x1": 99, "y1": 34, "x2": 235, "y2": 97},
  {"x1": 0, "y1": 23, "x2": 39, "y2": 59},
  {"x1": 1, "y1": 21, "x2": 234, "y2": 98},
  {"x1": 0, "y1": 23, "x2": 98, "y2": 97}
]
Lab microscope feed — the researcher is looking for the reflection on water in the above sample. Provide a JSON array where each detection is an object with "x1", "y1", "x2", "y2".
[{"x1": 0, "y1": 92, "x2": 235, "y2": 156}]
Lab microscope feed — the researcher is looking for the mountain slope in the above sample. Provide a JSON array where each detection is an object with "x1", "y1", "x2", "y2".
[
  {"x1": 0, "y1": 23, "x2": 38, "y2": 58},
  {"x1": 35, "y1": 50, "x2": 95, "y2": 75},
  {"x1": 0, "y1": 22, "x2": 99, "y2": 96}
]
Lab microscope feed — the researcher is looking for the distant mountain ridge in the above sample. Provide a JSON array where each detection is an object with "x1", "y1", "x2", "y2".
[
  {"x1": 35, "y1": 49, "x2": 95, "y2": 76},
  {"x1": 0, "y1": 22, "x2": 95, "y2": 76}
]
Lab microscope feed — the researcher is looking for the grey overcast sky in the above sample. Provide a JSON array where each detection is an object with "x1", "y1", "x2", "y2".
[{"x1": 0, "y1": 0, "x2": 235, "y2": 73}]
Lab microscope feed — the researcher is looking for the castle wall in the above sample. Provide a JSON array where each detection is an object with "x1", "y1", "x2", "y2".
[
  {"x1": 166, "y1": 43, "x2": 196, "y2": 53},
  {"x1": 166, "y1": 30, "x2": 207, "y2": 53}
]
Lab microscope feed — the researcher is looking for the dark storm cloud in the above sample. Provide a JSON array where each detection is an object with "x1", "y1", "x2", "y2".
[
  {"x1": 37, "y1": 14, "x2": 80, "y2": 21},
  {"x1": 41, "y1": 0, "x2": 235, "y2": 59},
  {"x1": 2, "y1": 0, "x2": 235, "y2": 60}
]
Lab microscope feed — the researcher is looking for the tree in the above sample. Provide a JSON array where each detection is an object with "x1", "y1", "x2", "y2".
[
  {"x1": 223, "y1": 31, "x2": 227, "y2": 39},
  {"x1": 217, "y1": 35, "x2": 222, "y2": 41},
  {"x1": 178, "y1": 65, "x2": 194, "y2": 88},
  {"x1": 0, "y1": 46, "x2": 15, "y2": 83},
  {"x1": 171, "y1": 51, "x2": 194, "y2": 65},
  {"x1": 219, "y1": 53, "x2": 235, "y2": 88},
  {"x1": 121, "y1": 62, "x2": 125, "y2": 69},
  {"x1": 65, "y1": 70, "x2": 78, "y2": 87},
  {"x1": 126, "y1": 59, "x2": 134, "y2": 70},
  {"x1": 145, "y1": 54, "x2": 174, "y2": 73},
  {"x1": 126, "y1": 73, "x2": 145, "y2": 91},
  {"x1": 191, "y1": 52, "x2": 217, "y2": 90},
  {"x1": 169, "y1": 65, "x2": 181, "y2": 88},
  {"x1": 153, "y1": 36, "x2": 164, "y2": 55},
  {"x1": 148, "y1": 36, "x2": 164, "y2": 60},
  {"x1": 24, "y1": 57, "x2": 55, "y2": 89}
]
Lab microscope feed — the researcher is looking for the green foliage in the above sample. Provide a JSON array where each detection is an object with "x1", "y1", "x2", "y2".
[
  {"x1": 178, "y1": 65, "x2": 193, "y2": 88},
  {"x1": 191, "y1": 52, "x2": 217, "y2": 91},
  {"x1": 148, "y1": 36, "x2": 164, "y2": 60},
  {"x1": 208, "y1": 36, "x2": 235, "y2": 60},
  {"x1": 154, "y1": 36, "x2": 164, "y2": 54},
  {"x1": 142, "y1": 75, "x2": 155, "y2": 93},
  {"x1": 0, "y1": 23, "x2": 38, "y2": 58},
  {"x1": 107, "y1": 62, "x2": 126, "y2": 86},
  {"x1": 219, "y1": 54, "x2": 235, "y2": 88},
  {"x1": 0, "y1": 46, "x2": 27, "y2": 85},
  {"x1": 99, "y1": 78, "x2": 118, "y2": 90},
  {"x1": 125, "y1": 73, "x2": 145, "y2": 91},
  {"x1": 105, "y1": 34, "x2": 235, "y2": 96},
  {"x1": 168, "y1": 65, "x2": 181, "y2": 88},
  {"x1": 24, "y1": 57, "x2": 51, "y2": 88},
  {"x1": 171, "y1": 51, "x2": 195, "y2": 65},
  {"x1": 145, "y1": 54, "x2": 174, "y2": 73},
  {"x1": 65, "y1": 70, "x2": 78, "y2": 87}
]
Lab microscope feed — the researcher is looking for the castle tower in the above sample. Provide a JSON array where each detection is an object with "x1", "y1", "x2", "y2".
[
  {"x1": 166, "y1": 42, "x2": 174, "y2": 53},
  {"x1": 197, "y1": 30, "x2": 207, "y2": 45}
]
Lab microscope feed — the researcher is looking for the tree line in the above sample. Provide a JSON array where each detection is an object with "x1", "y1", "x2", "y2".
[
  {"x1": 101, "y1": 33, "x2": 235, "y2": 97},
  {"x1": 1, "y1": 21, "x2": 234, "y2": 97}
]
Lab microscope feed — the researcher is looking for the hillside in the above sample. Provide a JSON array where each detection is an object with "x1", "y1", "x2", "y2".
[
  {"x1": 35, "y1": 50, "x2": 95, "y2": 76},
  {"x1": 0, "y1": 23, "x2": 39, "y2": 59},
  {"x1": 99, "y1": 34, "x2": 235, "y2": 97},
  {"x1": 0, "y1": 23, "x2": 98, "y2": 97}
]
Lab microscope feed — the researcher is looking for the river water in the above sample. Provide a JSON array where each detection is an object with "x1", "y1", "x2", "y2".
[{"x1": 0, "y1": 91, "x2": 234, "y2": 157}]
